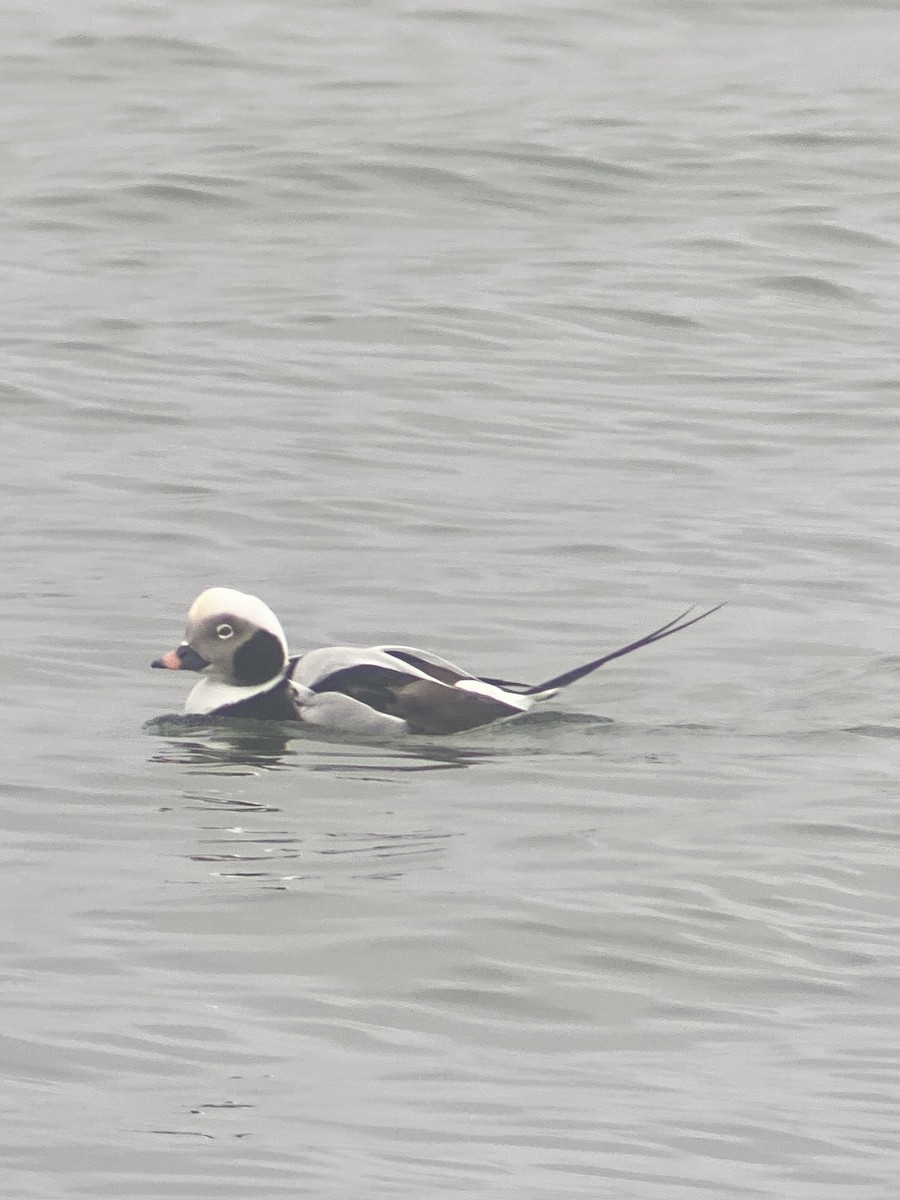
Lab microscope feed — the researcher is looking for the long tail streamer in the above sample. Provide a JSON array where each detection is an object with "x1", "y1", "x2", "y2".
[{"x1": 524, "y1": 604, "x2": 725, "y2": 696}]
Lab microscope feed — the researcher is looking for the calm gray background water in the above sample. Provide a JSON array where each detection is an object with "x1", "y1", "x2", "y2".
[{"x1": 3, "y1": 1, "x2": 900, "y2": 1196}]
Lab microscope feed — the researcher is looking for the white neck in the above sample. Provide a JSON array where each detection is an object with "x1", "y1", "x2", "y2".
[{"x1": 185, "y1": 675, "x2": 280, "y2": 715}]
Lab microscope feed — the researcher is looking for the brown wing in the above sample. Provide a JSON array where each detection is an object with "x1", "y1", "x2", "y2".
[
  {"x1": 390, "y1": 679, "x2": 522, "y2": 734},
  {"x1": 310, "y1": 664, "x2": 521, "y2": 734}
]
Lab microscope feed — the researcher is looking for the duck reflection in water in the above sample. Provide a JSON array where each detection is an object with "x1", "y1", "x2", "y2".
[{"x1": 144, "y1": 714, "x2": 492, "y2": 774}]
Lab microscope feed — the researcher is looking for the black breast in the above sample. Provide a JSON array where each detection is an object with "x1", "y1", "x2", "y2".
[{"x1": 213, "y1": 678, "x2": 297, "y2": 721}]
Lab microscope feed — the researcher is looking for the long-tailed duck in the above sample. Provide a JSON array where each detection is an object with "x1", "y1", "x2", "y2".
[{"x1": 152, "y1": 587, "x2": 722, "y2": 736}]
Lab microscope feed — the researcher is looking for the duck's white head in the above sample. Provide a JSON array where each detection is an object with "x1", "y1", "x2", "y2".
[{"x1": 152, "y1": 587, "x2": 289, "y2": 686}]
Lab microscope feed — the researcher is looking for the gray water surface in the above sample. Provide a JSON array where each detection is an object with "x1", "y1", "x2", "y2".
[{"x1": 3, "y1": 2, "x2": 900, "y2": 1197}]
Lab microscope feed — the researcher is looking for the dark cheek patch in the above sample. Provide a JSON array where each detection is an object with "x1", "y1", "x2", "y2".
[{"x1": 231, "y1": 629, "x2": 286, "y2": 686}]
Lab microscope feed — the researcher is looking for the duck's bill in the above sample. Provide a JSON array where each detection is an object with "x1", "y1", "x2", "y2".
[{"x1": 151, "y1": 644, "x2": 210, "y2": 671}]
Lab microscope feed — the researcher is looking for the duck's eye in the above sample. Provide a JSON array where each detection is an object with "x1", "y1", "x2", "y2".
[{"x1": 216, "y1": 623, "x2": 235, "y2": 640}]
